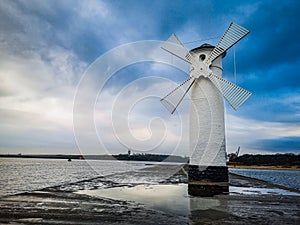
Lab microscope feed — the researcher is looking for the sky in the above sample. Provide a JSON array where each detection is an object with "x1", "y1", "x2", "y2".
[{"x1": 0, "y1": 0, "x2": 299, "y2": 156}]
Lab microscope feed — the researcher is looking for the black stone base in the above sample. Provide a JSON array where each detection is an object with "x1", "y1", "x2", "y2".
[
  {"x1": 188, "y1": 165, "x2": 229, "y2": 197},
  {"x1": 188, "y1": 183, "x2": 229, "y2": 197},
  {"x1": 188, "y1": 165, "x2": 229, "y2": 182}
]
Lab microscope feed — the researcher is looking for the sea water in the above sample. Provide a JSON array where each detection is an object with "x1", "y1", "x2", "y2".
[
  {"x1": 1, "y1": 158, "x2": 299, "y2": 197},
  {"x1": 0, "y1": 158, "x2": 148, "y2": 196},
  {"x1": 229, "y1": 168, "x2": 300, "y2": 191}
]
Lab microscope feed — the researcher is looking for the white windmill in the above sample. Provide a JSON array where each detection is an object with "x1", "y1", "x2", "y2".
[{"x1": 160, "y1": 22, "x2": 251, "y2": 196}]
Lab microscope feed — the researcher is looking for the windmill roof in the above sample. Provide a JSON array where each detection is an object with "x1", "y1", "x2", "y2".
[
  {"x1": 190, "y1": 43, "x2": 214, "y2": 52},
  {"x1": 190, "y1": 43, "x2": 226, "y2": 57}
]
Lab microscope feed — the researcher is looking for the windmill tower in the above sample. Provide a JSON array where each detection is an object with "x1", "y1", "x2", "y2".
[{"x1": 160, "y1": 22, "x2": 251, "y2": 196}]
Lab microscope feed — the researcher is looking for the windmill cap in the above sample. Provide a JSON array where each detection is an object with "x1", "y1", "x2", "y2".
[{"x1": 190, "y1": 43, "x2": 226, "y2": 58}]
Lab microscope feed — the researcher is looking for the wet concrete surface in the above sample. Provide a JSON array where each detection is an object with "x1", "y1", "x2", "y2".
[
  {"x1": 0, "y1": 164, "x2": 299, "y2": 224},
  {"x1": 189, "y1": 193, "x2": 300, "y2": 225},
  {"x1": 0, "y1": 191, "x2": 186, "y2": 225}
]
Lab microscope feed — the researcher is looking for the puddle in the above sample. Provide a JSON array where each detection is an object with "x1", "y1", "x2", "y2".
[
  {"x1": 78, "y1": 184, "x2": 189, "y2": 217},
  {"x1": 78, "y1": 184, "x2": 222, "y2": 217},
  {"x1": 78, "y1": 184, "x2": 300, "y2": 217}
]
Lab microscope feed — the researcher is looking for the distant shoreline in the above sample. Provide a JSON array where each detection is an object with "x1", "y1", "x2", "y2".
[
  {"x1": 1, "y1": 154, "x2": 299, "y2": 170},
  {"x1": 0, "y1": 153, "x2": 188, "y2": 163},
  {"x1": 228, "y1": 164, "x2": 300, "y2": 170}
]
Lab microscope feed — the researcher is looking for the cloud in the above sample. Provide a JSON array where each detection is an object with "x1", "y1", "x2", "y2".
[
  {"x1": 0, "y1": 0, "x2": 88, "y2": 154},
  {"x1": 242, "y1": 1, "x2": 300, "y2": 71},
  {"x1": 253, "y1": 136, "x2": 300, "y2": 152},
  {"x1": 0, "y1": 108, "x2": 77, "y2": 153},
  {"x1": 0, "y1": 0, "x2": 299, "y2": 155},
  {"x1": 91, "y1": 76, "x2": 190, "y2": 155},
  {"x1": 226, "y1": 113, "x2": 300, "y2": 154}
]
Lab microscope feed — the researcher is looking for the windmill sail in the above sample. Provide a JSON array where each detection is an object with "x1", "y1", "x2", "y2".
[
  {"x1": 160, "y1": 77, "x2": 195, "y2": 114},
  {"x1": 161, "y1": 34, "x2": 195, "y2": 64},
  {"x1": 208, "y1": 73, "x2": 252, "y2": 110},
  {"x1": 161, "y1": 22, "x2": 251, "y2": 112},
  {"x1": 206, "y1": 22, "x2": 249, "y2": 64}
]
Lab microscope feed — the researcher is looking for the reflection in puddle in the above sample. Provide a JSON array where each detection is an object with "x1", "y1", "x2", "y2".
[
  {"x1": 78, "y1": 183, "x2": 300, "y2": 218},
  {"x1": 78, "y1": 184, "x2": 221, "y2": 217},
  {"x1": 79, "y1": 184, "x2": 189, "y2": 216},
  {"x1": 189, "y1": 197, "x2": 220, "y2": 211}
]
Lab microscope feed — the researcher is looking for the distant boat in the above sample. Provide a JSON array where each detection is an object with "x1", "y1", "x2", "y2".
[{"x1": 68, "y1": 158, "x2": 72, "y2": 162}]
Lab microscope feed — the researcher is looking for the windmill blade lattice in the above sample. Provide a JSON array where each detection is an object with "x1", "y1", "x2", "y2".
[
  {"x1": 161, "y1": 34, "x2": 196, "y2": 64},
  {"x1": 208, "y1": 73, "x2": 252, "y2": 110},
  {"x1": 206, "y1": 22, "x2": 249, "y2": 64},
  {"x1": 160, "y1": 77, "x2": 195, "y2": 114}
]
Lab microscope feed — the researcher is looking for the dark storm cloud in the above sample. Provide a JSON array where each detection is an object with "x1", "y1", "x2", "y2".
[
  {"x1": 0, "y1": 0, "x2": 299, "y2": 154},
  {"x1": 218, "y1": 0, "x2": 300, "y2": 126},
  {"x1": 252, "y1": 136, "x2": 300, "y2": 152},
  {"x1": 211, "y1": 1, "x2": 300, "y2": 93},
  {"x1": 242, "y1": 0, "x2": 300, "y2": 73},
  {"x1": 224, "y1": 0, "x2": 300, "y2": 102},
  {"x1": 227, "y1": 94, "x2": 300, "y2": 124},
  {"x1": 0, "y1": 0, "x2": 111, "y2": 62}
]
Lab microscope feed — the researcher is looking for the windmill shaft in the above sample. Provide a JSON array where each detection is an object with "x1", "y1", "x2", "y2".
[
  {"x1": 189, "y1": 50, "x2": 226, "y2": 167},
  {"x1": 188, "y1": 46, "x2": 229, "y2": 196},
  {"x1": 190, "y1": 78, "x2": 226, "y2": 166}
]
